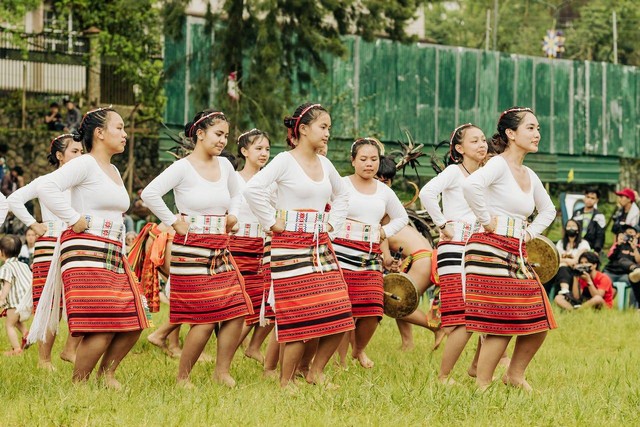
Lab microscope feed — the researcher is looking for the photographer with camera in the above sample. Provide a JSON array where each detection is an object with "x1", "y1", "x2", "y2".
[
  {"x1": 603, "y1": 224, "x2": 640, "y2": 307},
  {"x1": 555, "y1": 252, "x2": 613, "y2": 310}
]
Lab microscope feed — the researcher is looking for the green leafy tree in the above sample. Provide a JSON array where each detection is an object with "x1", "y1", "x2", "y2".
[
  {"x1": 49, "y1": 0, "x2": 165, "y2": 122},
  {"x1": 0, "y1": 0, "x2": 40, "y2": 30},
  {"x1": 195, "y1": 0, "x2": 427, "y2": 141}
]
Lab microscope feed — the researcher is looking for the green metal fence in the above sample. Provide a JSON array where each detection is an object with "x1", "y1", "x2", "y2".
[{"x1": 163, "y1": 27, "x2": 639, "y2": 183}]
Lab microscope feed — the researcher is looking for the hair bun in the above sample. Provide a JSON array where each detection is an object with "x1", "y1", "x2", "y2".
[
  {"x1": 71, "y1": 129, "x2": 83, "y2": 142},
  {"x1": 283, "y1": 117, "x2": 296, "y2": 129}
]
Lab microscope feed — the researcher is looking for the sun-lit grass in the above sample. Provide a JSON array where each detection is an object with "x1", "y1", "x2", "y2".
[{"x1": 1, "y1": 302, "x2": 639, "y2": 426}]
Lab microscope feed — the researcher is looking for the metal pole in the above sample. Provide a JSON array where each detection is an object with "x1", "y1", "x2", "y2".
[
  {"x1": 21, "y1": 63, "x2": 27, "y2": 130},
  {"x1": 612, "y1": 11, "x2": 618, "y2": 64},
  {"x1": 492, "y1": 0, "x2": 498, "y2": 51},
  {"x1": 485, "y1": 9, "x2": 491, "y2": 51}
]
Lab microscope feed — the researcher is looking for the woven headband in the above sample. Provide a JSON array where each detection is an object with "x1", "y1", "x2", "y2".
[{"x1": 189, "y1": 111, "x2": 225, "y2": 137}]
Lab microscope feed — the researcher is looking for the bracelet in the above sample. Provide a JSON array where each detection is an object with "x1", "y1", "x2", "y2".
[
  {"x1": 439, "y1": 223, "x2": 447, "y2": 230},
  {"x1": 84, "y1": 214, "x2": 92, "y2": 230}
]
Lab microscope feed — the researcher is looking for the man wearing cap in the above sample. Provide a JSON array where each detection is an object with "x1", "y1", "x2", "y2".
[
  {"x1": 63, "y1": 99, "x2": 82, "y2": 133},
  {"x1": 603, "y1": 224, "x2": 640, "y2": 307},
  {"x1": 611, "y1": 188, "x2": 639, "y2": 235}
]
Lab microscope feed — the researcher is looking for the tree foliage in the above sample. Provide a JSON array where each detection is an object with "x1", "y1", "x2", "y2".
[
  {"x1": 183, "y1": 0, "x2": 427, "y2": 140},
  {"x1": 48, "y1": 0, "x2": 166, "y2": 122},
  {"x1": 422, "y1": 0, "x2": 640, "y2": 66},
  {"x1": 0, "y1": 0, "x2": 40, "y2": 30}
]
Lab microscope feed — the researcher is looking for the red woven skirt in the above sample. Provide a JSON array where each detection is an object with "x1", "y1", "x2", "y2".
[
  {"x1": 463, "y1": 232, "x2": 557, "y2": 335},
  {"x1": 60, "y1": 229, "x2": 151, "y2": 335},
  {"x1": 169, "y1": 233, "x2": 252, "y2": 324},
  {"x1": 229, "y1": 234, "x2": 265, "y2": 325},
  {"x1": 332, "y1": 237, "x2": 383, "y2": 318},
  {"x1": 437, "y1": 240, "x2": 466, "y2": 327},
  {"x1": 31, "y1": 235, "x2": 57, "y2": 312},
  {"x1": 270, "y1": 231, "x2": 354, "y2": 343}
]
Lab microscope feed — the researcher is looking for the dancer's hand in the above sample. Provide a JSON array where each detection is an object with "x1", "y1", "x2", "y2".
[
  {"x1": 380, "y1": 227, "x2": 386, "y2": 241},
  {"x1": 172, "y1": 219, "x2": 189, "y2": 236},
  {"x1": 72, "y1": 216, "x2": 88, "y2": 233},
  {"x1": 30, "y1": 222, "x2": 48, "y2": 238},
  {"x1": 482, "y1": 217, "x2": 497, "y2": 233},
  {"x1": 226, "y1": 215, "x2": 238, "y2": 234},
  {"x1": 439, "y1": 224, "x2": 453, "y2": 241},
  {"x1": 270, "y1": 218, "x2": 285, "y2": 234}
]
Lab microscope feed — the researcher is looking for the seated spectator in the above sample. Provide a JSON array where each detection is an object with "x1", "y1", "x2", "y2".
[
  {"x1": 603, "y1": 224, "x2": 640, "y2": 305},
  {"x1": 1, "y1": 166, "x2": 24, "y2": 197},
  {"x1": 545, "y1": 219, "x2": 590, "y2": 296},
  {"x1": 611, "y1": 188, "x2": 640, "y2": 235},
  {"x1": 555, "y1": 251, "x2": 613, "y2": 310},
  {"x1": 18, "y1": 228, "x2": 36, "y2": 266},
  {"x1": 44, "y1": 102, "x2": 65, "y2": 131},
  {"x1": 125, "y1": 231, "x2": 138, "y2": 254},
  {"x1": 571, "y1": 187, "x2": 605, "y2": 255},
  {"x1": 63, "y1": 99, "x2": 82, "y2": 133}
]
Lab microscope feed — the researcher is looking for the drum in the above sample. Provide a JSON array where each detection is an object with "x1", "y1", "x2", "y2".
[
  {"x1": 383, "y1": 272, "x2": 419, "y2": 318},
  {"x1": 526, "y1": 235, "x2": 560, "y2": 284}
]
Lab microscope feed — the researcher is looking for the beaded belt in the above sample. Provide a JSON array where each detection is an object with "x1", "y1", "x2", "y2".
[
  {"x1": 180, "y1": 214, "x2": 227, "y2": 235},
  {"x1": 334, "y1": 219, "x2": 381, "y2": 243},
  {"x1": 276, "y1": 210, "x2": 328, "y2": 234},
  {"x1": 235, "y1": 222, "x2": 265, "y2": 238},
  {"x1": 42, "y1": 220, "x2": 67, "y2": 238},
  {"x1": 447, "y1": 220, "x2": 483, "y2": 242},
  {"x1": 493, "y1": 216, "x2": 527, "y2": 240},
  {"x1": 83, "y1": 215, "x2": 124, "y2": 242}
]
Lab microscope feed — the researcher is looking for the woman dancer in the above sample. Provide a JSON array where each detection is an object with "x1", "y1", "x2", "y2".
[
  {"x1": 333, "y1": 138, "x2": 407, "y2": 368},
  {"x1": 142, "y1": 109, "x2": 252, "y2": 388},
  {"x1": 462, "y1": 107, "x2": 556, "y2": 391},
  {"x1": 31, "y1": 107, "x2": 150, "y2": 387},
  {"x1": 244, "y1": 103, "x2": 354, "y2": 388},
  {"x1": 230, "y1": 128, "x2": 274, "y2": 363},
  {"x1": 7, "y1": 134, "x2": 83, "y2": 369},
  {"x1": 420, "y1": 124, "x2": 487, "y2": 383}
]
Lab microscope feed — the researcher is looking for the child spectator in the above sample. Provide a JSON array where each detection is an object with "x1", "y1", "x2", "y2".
[
  {"x1": 571, "y1": 188, "x2": 606, "y2": 255},
  {"x1": 555, "y1": 251, "x2": 613, "y2": 310},
  {"x1": 0, "y1": 235, "x2": 33, "y2": 355},
  {"x1": 18, "y1": 228, "x2": 37, "y2": 266}
]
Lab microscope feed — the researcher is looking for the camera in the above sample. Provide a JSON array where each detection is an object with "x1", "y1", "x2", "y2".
[
  {"x1": 573, "y1": 264, "x2": 591, "y2": 273},
  {"x1": 623, "y1": 234, "x2": 634, "y2": 243}
]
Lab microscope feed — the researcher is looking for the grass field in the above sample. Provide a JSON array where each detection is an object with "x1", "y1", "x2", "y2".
[{"x1": 1, "y1": 302, "x2": 639, "y2": 426}]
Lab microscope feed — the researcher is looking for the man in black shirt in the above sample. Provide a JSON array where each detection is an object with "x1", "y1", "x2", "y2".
[
  {"x1": 572, "y1": 188, "x2": 606, "y2": 255},
  {"x1": 604, "y1": 224, "x2": 640, "y2": 306}
]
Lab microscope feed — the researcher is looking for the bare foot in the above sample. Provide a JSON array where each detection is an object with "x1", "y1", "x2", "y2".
[
  {"x1": 498, "y1": 355, "x2": 511, "y2": 368},
  {"x1": 400, "y1": 341, "x2": 415, "y2": 352},
  {"x1": 263, "y1": 369, "x2": 278, "y2": 379},
  {"x1": 3, "y1": 348, "x2": 23, "y2": 356},
  {"x1": 295, "y1": 366, "x2": 310, "y2": 379},
  {"x1": 147, "y1": 334, "x2": 171, "y2": 356},
  {"x1": 198, "y1": 352, "x2": 213, "y2": 363},
  {"x1": 244, "y1": 347, "x2": 265, "y2": 364},
  {"x1": 467, "y1": 365, "x2": 477, "y2": 378},
  {"x1": 280, "y1": 381, "x2": 299, "y2": 394},
  {"x1": 438, "y1": 376, "x2": 457, "y2": 385},
  {"x1": 167, "y1": 346, "x2": 182, "y2": 359},
  {"x1": 432, "y1": 328, "x2": 446, "y2": 351},
  {"x1": 177, "y1": 378, "x2": 195, "y2": 389},
  {"x1": 102, "y1": 374, "x2": 122, "y2": 390},
  {"x1": 38, "y1": 360, "x2": 56, "y2": 371},
  {"x1": 306, "y1": 373, "x2": 340, "y2": 390},
  {"x1": 352, "y1": 351, "x2": 374, "y2": 369},
  {"x1": 213, "y1": 371, "x2": 237, "y2": 388},
  {"x1": 60, "y1": 351, "x2": 76, "y2": 364},
  {"x1": 502, "y1": 374, "x2": 533, "y2": 392}
]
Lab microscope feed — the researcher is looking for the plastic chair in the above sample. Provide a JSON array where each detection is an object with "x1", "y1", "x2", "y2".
[{"x1": 613, "y1": 282, "x2": 631, "y2": 310}]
